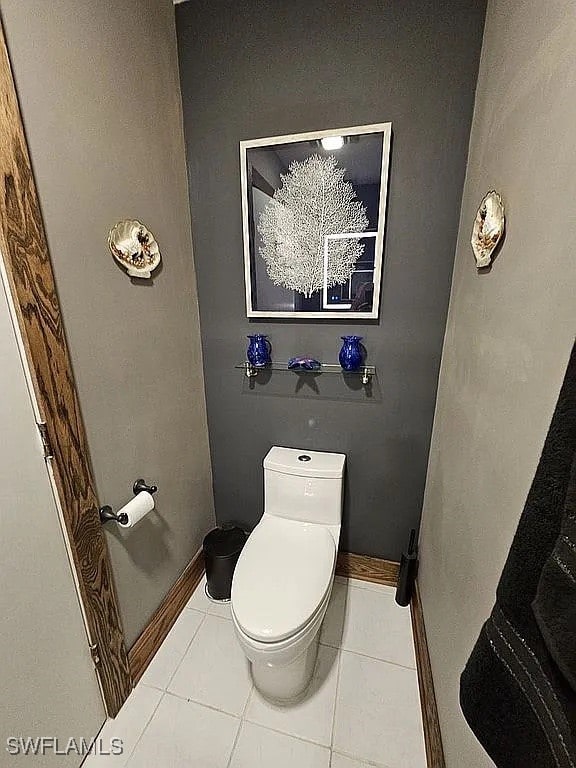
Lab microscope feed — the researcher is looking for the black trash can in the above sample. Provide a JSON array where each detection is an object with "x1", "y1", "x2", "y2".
[{"x1": 203, "y1": 526, "x2": 247, "y2": 601}]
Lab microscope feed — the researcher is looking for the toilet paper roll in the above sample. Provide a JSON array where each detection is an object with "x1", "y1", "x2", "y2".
[{"x1": 117, "y1": 491, "x2": 155, "y2": 528}]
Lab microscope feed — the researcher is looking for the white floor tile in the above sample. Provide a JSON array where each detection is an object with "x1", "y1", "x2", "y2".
[
  {"x1": 333, "y1": 652, "x2": 426, "y2": 768},
  {"x1": 330, "y1": 752, "x2": 386, "y2": 767},
  {"x1": 95, "y1": 574, "x2": 425, "y2": 768},
  {"x1": 185, "y1": 575, "x2": 210, "y2": 612},
  {"x1": 229, "y1": 722, "x2": 330, "y2": 768},
  {"x1": 82, "y1": 684, "x2": 162, "y2": 766},
  {"x1": 208, "y1": 598, "x2": 232, "y2": 619},
  {"x1": 186, "y1": 575, "x2": 232, "y2": 619},
  {"x1": 127, "y1": 694, "x2": 239, "y2": 768},
  {"x1": 321, "y1": 581, "x2": 415, "y2": 668},
  {"x1": 139, "y1": 609, "x2": 204, "y2": 690},
  {"x1": 168, "y1": 614, "x2": 252, "y2": 716},
  {"x1": 245, "y1": 645, "x2": 339, "y2": 747},
  {"x1": 334, "y1": 576, "x2": 396, "y2": 595}
]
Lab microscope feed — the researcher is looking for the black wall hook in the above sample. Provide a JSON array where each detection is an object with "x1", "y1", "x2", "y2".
[
  {"x1": 133, "y1": 478, "x2": 158, "y2": 495},
  {"x1": 99, "y1": 505, "x2": 128, "y2": 526}
]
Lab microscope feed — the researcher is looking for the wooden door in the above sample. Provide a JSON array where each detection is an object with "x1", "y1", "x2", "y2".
[{"x1": 0, "y1": 18, "x2": 131, "y2": 716}]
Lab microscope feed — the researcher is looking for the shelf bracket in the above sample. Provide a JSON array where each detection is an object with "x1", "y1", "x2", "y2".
[{"x1": 244, "y1": 362, "x2": 258, "y2": 378}]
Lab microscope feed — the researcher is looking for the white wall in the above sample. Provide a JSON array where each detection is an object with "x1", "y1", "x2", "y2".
[
  {"x1": 418, "y1": 0, "x2": 576, "y2": 765},
  {"x1": 0, "y1": 273, "x2": 104, "y2": 766}
]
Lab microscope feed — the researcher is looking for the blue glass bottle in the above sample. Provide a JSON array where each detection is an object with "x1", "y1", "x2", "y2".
[
  {"x1": 246, "y1": 334, "x2": 271, "y2": 367},
  {"x1": 339, "y1": 335, "x2": 364, "y2": 371}
]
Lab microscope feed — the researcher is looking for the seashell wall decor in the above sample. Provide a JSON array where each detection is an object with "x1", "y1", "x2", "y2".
[
  {"x1": 471, "y1": 190, "x2": 505, "y2": 269},
  {"x1": 108, "y1": 219, "x2": 161, "y2": 278}
]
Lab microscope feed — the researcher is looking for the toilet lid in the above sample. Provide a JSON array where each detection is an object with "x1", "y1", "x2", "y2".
[{"x1": 231, "y1": 516, "x2": 336, "y2": 643}]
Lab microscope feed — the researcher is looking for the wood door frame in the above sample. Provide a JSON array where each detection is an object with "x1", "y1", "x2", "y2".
[{"x1": 0, "y1": 18, "x2": 131, "y2": 716}]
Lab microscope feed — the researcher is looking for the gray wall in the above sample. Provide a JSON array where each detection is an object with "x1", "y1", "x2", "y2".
[
  {"x1": 1, "y1": 0, "x2": 215, "y2": 646},
  {"x1": 176, "y1": 0, "x2": 486, "y2": 558},
  {"x1": 418, "y1": 0, "x2": 576, "y2": 764}
]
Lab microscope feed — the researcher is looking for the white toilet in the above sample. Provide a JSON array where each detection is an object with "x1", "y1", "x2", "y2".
[{"x1": 231, "y1": 446, "x2": 345, "y2": 703}]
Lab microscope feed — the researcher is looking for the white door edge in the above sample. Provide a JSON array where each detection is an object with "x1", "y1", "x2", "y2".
[{"x1": 0, "y1": 247, "x2": 104, "y2": 705}]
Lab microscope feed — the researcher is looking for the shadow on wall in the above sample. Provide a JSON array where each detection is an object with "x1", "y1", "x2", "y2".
[
  {"x1": 241, "y1": 371, "x2": 382, "y2": 403},
  {"x1": 339, "y1": 434, "x2": 423, "y2": 553},
  {"x1": 108, "y1": 509, "x2": 170, "y2": 573}
]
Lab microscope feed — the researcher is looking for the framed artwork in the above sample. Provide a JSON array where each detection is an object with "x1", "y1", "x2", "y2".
[{"x1": 240, "y1": 123, "x2": 391, "y2": 319}]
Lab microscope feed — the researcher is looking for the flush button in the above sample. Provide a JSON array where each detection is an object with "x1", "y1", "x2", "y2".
[{"x1": 298, "y1": 454, "x2": 311, "y2": 462}]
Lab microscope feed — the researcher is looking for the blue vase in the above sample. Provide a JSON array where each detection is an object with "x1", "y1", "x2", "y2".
[
  {"x1": 247, "y1": 334, "x2": 271, "y2": 367},
  {"x1": 339, "y1": 335, "x2": 364, "y2": 371}
]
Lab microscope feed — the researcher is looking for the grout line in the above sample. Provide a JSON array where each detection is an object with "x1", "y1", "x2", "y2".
[
  {"x1": 337, "y1": 647, "x2": 418, "y2": 676},
  {"x1": 331, "y1": 747, "x2": 393, "y2": 768},
  {"x1": 185, "y1": 578, "x2": 233, "y2": 620},
  {"x1": 186, "y1": 607, "x2": 207, "y2": 618},
  {"x1": 165, "y1": 688, "x2": 244, "y2": 720},
  {"x1": 240, "y1": 716, "x2": 333, "y2": 751},
  {"x1": 329, "y1": 648, "x2": 342, "y2": 752},
  {"x1": 183, "y1": 605, "x2": 206, "y2": 614},
  {"x1": 225, "y1": 718, "x2": 244, "y2": 768},
  {"x1": 208, "y1": 609, "x2": 233, "y2": 620},
  {"x1": 139, "y1": 681, "x2": 164, "y2": 694},
  {"x1": 163, "y1": 613, "x2": 207, "y2": 693},
  {"x1": 205, "y1": 612, "x2": 233, "y2": 624},
  {"x1": 240, "y1": 683, "x2": 255, "y2": 722},
  {"x1": 184, "y1": 579, "x2": 208, "y2": 614},
  {"x1": 319, "y1": 641, "x2": 416, "y2": 671},
  {"x1": 120, "y1": 689, "x2": 165, "y2": 767},
  {"x1": 184, "y1": 602, "x2": 232, "y2": 621},
  {"x1": 240, "y1": 648, "x2": 336, "y2": 750},
  {"x1": 225, "y1": 680, "x2": 254, "y2": 768}
]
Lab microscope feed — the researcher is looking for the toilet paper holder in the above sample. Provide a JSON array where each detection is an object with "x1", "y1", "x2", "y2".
[{"x1": 99, "y1": 479, "x2": 158, "y2": 525}]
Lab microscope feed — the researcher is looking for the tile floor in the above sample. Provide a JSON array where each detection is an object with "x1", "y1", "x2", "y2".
[{"x1": 84, "y1": 575, "x2": 426, "y2": 768}]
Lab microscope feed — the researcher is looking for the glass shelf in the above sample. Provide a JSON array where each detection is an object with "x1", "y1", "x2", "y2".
[{"x1": 235, "y1": 361, "x2": 375, "y2": 384}]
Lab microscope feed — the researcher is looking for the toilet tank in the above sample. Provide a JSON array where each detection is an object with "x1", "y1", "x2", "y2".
[{"x1": 263, "y1": 447, "x2": 346, "y2": 526}]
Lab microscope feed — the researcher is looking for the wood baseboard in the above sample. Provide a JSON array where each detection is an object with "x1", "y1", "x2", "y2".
[
  {"x1": 128, "y1": 549, "x2": 204, "y2": 685},
  {"x1": 336, "y1": 551, "x2": 399, "y2": 587},
  {"x1": 411, "y1": 582, "x2": 445, "y2": 768}
]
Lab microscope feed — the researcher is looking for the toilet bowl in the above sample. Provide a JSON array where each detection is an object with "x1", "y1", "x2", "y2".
[{"x1": 231, "y1": 446, "x2": 345, "y2": 703}]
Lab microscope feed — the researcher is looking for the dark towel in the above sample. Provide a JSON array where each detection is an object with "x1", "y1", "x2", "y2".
[
  {"x1": 533, "y1": 453, "x2": 576, "y2": 694},
  {"x1": 460, "y1": 342, "x2": 576, "y2": 768}
]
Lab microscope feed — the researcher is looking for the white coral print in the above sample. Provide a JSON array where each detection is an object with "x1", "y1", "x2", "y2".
[{"x1": 257, "y1": 155, "x2": 369, "y2": 297}]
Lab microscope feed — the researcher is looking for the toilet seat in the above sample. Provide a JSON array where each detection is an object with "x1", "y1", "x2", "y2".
[{"x1": 231, "y1": 515, "x2": 336, "y2": 643}]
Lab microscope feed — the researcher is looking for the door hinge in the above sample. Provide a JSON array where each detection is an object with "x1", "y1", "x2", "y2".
[
  {"x1": 89, "y1": 642, "x2": 101, "y2": 666},
  {"x1": 37, "y1": 422, "x2": 53, "y2": 459}
]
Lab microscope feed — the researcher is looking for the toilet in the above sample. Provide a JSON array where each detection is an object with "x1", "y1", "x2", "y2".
[{"x1": 231, "y1": 446, "x2": 345, "y2": 703}]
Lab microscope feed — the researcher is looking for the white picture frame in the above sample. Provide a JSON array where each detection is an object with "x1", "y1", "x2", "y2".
[{"x1": 240, "y1": 122, "x2": 392, "y2": 319}]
